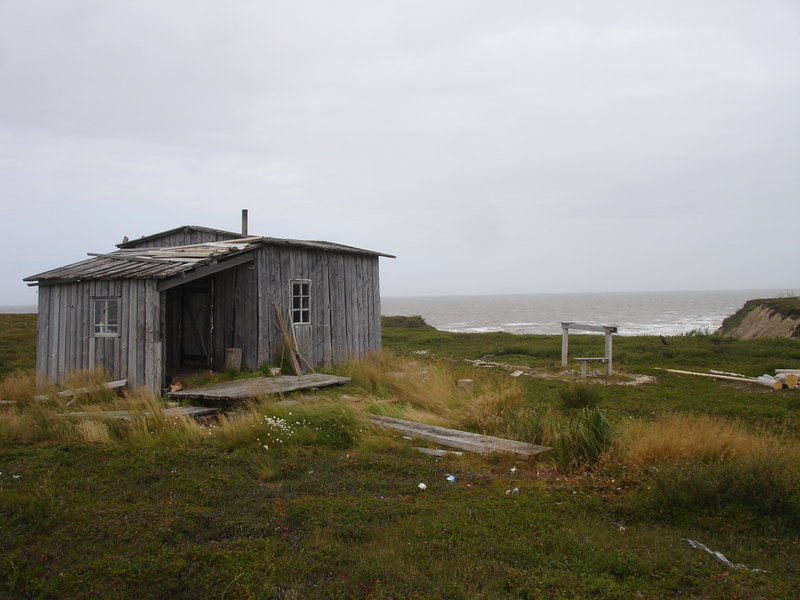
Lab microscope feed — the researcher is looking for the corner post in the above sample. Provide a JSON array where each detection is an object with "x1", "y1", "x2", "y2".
[
  {"x1": 604, "y1": 328, "x2": 613, "y2": 376},
  {"x1": 561, "y1": 322, "x2": 572, "y2": 367}
]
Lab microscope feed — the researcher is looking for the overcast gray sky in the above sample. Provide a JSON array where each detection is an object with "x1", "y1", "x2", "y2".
[{"x1": 2, "y1": 1, "x2": 798, "y2": 305}]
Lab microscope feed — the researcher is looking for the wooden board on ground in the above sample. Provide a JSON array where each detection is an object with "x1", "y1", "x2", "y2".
[
  {"x1": 366, "y1": 414, "x2": 549, "y2": 458},
  {"x1": 33, "y1": 379, "x2": 128, "y2": 402},
  {"x1": 58, "y1": 406, "x2": 220, "y2": 420},
  {"x1": 167, "y1": 374, "x2": 351, "y2": 401}
]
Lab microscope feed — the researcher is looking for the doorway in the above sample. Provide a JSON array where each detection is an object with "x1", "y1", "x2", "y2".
[{"x1": 166, "y1": 281, "x2": 214, "y2": 371}]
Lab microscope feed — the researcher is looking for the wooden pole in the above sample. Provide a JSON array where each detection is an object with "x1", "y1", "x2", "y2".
[
  {"x1": 604, "y1": 330, "x2": 613, "y2": 376},
  {"x1": 662, "y1": 369, "x2": 784, "y2": 390},
  {"x1": 561, "y1": 323, "x2": 571, "y2": 367},
  {"x1": 274, "y1": 303, "x2": 301, "y2": 376}
]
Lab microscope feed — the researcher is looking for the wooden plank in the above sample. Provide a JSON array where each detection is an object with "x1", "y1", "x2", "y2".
[
  {"x1": 366, "y1": 414, "x2": 549, "y2": 458},
  {"x1": 56, "y1": 285, "x2": 66, "y2": 382},
  {"x1": 565, "y1": 323, "x2": 618, "y2": 333},
  {"x1": 255, "y1": 249, "x2": 270, "y2": 366},
  {"x1": 57, "y1": 405, "x2": 219, "y2": 420},
  {"x1": 344, "y1": 254, "x2": 357, "y2": 356},
  {"x1": 371, "y1": 257, "x2": 381, "y2": 352},
  {"x1": 34, "y1": 379, "x2": 128, "y2": 401},
  {"x1": 329, "y1": 252, "x2": 345, "y2": 363},
  {"x1": 35, "y1": 286, "x2": 51, "y2": 382},
  {"x1": 318, "y1": 252, "x2": 332, "y2": 365},
  {"x1": 156, "y1": 252, "x2": 254, "y2": 291},
  {"x1": 119, "y1": 280, "x2": 129, "y2": 380},
  {"x1": 662, "y1": 369, "x2": 784, "y2": 389},
  {"x1": 662, "y1": 368, "x2": 754, "y2": 383},
  {"x1": 167, "y1": 373, "x2": 351, "y2": 401},
  {"x1": 127, "y1": 279, "x2": 138, "y2": 384}
]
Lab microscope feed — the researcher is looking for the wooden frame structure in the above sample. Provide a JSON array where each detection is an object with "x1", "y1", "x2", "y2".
[{"x1": 560, "y1": 322, "x2": 618, "y2": 376}]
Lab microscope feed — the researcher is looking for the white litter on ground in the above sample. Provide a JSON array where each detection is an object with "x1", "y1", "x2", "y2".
[{"x1": 683, "y1": 539, "x2": 767, "y2": 573}]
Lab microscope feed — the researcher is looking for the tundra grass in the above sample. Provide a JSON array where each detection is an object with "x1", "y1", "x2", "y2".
[
  {"x1": 0, "y1": 313, "x2": 36, "y2": 379},
  {"x1": 3, "y1": 314, "x2": 800, "y2": 597},
  {"x1": 2, "y1": 443, "x2": 798, "y2": 599}
]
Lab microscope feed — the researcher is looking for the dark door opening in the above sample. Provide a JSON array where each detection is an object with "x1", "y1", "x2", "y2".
[{"x1": 179, "y1": 282, "x2": 213, "y2": 369}]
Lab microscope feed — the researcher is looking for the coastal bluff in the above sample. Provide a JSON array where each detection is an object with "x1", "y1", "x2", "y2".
[{"x1": 718, "y1": 297, "x2": 800, "y2": 339}]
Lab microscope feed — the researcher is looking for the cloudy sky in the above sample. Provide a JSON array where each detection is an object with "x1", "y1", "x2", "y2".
[{"x1": 1, "y1": 1, "x2": 798, "y2": 305}]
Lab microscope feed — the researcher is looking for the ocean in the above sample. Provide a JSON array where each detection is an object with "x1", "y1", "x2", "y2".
[
  {"x1": 1, "y1": 289, "x2": 778, "y2": 336},
  {"x1": 381, "y1": 289, "x2": 778, "y2": 337}
]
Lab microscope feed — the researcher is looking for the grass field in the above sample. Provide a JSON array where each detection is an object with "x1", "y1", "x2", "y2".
[{"x1": 1, "y1": 313, "x2": 800, "y2": 599}]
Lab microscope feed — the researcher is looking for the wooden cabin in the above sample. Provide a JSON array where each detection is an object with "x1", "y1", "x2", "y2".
[{"x1": 24, "y1": 223, "x2": 394, "y2": 395}]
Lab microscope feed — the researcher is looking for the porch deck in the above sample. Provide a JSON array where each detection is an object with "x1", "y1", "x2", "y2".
[{"x1": 166, "y1": 373, "x2": 351, "y2": 402}]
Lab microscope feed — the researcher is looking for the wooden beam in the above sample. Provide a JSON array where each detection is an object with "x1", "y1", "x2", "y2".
[
  {"x1": 566, "y1": 323, "x2": 618, "y2": 334},
  {"x1": 157, "y1": 253, "x2": 254, "y2": 291},
  {"x1": 662, "y1": 369, "x2": 785, "y2": 390},
  {"x1": 561, "y1": 322, "x2": 571, "y2": 366},
  {"x1": 366, "y1": 414, "x2": 550, "y2": 458},
  {"x1": 87, "y1": 253, "x2": 177, "y2": 264}
]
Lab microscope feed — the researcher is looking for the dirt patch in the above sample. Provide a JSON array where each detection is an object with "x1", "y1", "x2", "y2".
[{"x1": 465, "y1": 358, "x2": 655, "y2": 386}]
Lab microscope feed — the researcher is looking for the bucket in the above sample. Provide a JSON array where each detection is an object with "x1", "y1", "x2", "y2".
[{"x1": 224, "y1": 347, "x2": 243, "y2": 372}]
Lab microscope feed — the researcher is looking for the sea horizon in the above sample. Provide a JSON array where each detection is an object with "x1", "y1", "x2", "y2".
[{"x1": 381, "y1": 288, "x2": 783, "y2": 337}]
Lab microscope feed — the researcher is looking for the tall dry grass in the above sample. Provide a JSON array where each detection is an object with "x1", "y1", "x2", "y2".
[
  {"x1": 337, "y1": 352, "x2": 558, "y2": 444},
  {"x1": 608, "y1": 413, "x2": 800, "y2": 522},
  {"x1": 610, "y1": 413, "x2": 793, "y2": 467}
]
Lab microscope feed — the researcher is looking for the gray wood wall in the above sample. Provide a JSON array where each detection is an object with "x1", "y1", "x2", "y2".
[
  {"x1": 35, "y1": 279, "x2": 163, "y2": 394},
  {"x1": 254, "y1": 245, "x2": 381, "y2": 368}
]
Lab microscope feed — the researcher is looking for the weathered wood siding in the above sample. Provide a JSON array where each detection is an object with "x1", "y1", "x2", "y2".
[
  {"x1": 34, "y1": 244, "x2": 383, "y2": 392},
  {"x1": 212, "y1": 262, "x2": 258, "y2": 370},
  {"x1": 35, "y1": 280, "x2": 163, "y2": 394},
  {"x1": 122, "y1": 230, "x2": 239, "y2": 249},
  {"x1": 255, "y1": 245, "x2": 381, "y2": 368}
]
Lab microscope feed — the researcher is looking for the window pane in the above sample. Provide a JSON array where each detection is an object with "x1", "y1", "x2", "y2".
[
  {"x1": 107, "y1": 299, "x2": 118, "y2": 325},
  {"x1": 93, "y1": 298, "x2": 119, "y2": 336}
]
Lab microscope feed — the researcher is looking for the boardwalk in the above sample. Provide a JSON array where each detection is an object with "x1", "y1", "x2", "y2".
[{"x1": 167, "y1": 373, "x2": 351, "y2": 401}]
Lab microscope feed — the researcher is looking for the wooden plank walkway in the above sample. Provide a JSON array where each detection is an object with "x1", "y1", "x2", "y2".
[
  {"x1": 167, "y1": 374, "x2": 351, "y2": 401},
  {"x1": 366, "y1": 414, "x2": 549, "y2": 458}
]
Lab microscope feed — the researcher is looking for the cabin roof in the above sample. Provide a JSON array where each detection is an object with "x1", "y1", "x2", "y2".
[
  {"x1": 116, "y1": 225, "x2": 242, "y2": 248},
  {"x1": 25, "y1": 236, "x2": 394, "y2": 284}
]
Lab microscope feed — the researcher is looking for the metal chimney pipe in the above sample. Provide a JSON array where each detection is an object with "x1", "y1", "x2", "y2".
[{"x1": 241, "y1": 209, "x2": 248, "y2": 236}]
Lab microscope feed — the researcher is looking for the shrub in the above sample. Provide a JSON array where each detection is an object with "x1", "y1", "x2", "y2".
[
  {"x1": 558, "y1": 384, "x2": 601, "y2": 411},
  {"x1": 553, "y1": 407, "x2": 614, "y2": 470}
]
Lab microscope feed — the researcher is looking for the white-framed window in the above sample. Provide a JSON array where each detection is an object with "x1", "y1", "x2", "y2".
[
  {"x1": 93, "y1": 297, "x2": 120, "y2": 336},
  {"x1": 291, "y1": 280, "x2": 311, "y2": 325}
]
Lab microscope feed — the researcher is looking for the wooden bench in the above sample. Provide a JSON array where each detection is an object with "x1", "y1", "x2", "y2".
[
  {"x1": 561, "y1": 323, "x2": 618, "y2": 376},
  {"x1": 574, "y1": 357, "x2": 609, "y2": 377}
]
